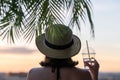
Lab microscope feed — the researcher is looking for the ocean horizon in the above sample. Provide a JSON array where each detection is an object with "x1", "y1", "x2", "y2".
[{"x1": 0, "y1": 72, "x2": 120, "y2": 80}]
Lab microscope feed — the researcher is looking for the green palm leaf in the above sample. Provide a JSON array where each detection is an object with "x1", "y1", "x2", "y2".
[{"x1": 0, "y1": 0, "x2": 94, "y2": 43}]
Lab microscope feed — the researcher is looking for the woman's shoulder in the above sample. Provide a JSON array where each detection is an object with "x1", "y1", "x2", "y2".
[
  {"x1": 60, "y1": 67, "x2": 91, "y2": 76},
  {"x1": 70, "y1": 67, "x2": 92, "y2": 79},
  {"x1": 29, "y1": 67, "x2": 43, "y2": 72},
  {"x1": 27, "y1": 68, "x2": 40, "y2": 75},
  {"x1": 59, "y1": 67, "x2": 92, "y2": 80},
  {"x1": 68, "y1": 67, "x2": 89, "y2": 73},
  {"x1": 28, "y1": 67, "x2": 41, "y2": 74},
  {"x1": 28, "y1": 67, "x2": 50, "y2": 74},
  {"x1": 75, "y1": 67, "x2": 89, "y2": 72},
  {"x1": 27, "y1": 67, "x2": 49, "y2": 80}
]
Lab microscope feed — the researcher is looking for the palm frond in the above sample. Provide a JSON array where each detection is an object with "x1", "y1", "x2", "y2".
[{"x1": 0, "y1": 0, "x2": 94, "y2": 42}]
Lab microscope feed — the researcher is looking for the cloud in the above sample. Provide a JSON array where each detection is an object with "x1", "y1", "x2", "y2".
[{"x1": 0, "y1": 47, "x2": 36, "y2": 54}]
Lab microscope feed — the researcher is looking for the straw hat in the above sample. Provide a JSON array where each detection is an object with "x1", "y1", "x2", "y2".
[{"x1": 36, "y1": 24, "x2": 81, "y2": 59}]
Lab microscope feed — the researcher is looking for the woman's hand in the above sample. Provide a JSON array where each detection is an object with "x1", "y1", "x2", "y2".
[{"x1": 84, "y1": 58, "x2": 100, "y2": 80}]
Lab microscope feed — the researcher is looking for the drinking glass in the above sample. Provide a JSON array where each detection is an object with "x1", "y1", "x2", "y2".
[{"x1": 82, "y1": 47, "x2": 96, "y2": 69}]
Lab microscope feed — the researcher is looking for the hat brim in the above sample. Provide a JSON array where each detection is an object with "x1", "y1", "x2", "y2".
[{"x1": 36, "y1": 34, "x2": 81, "y2": 59}]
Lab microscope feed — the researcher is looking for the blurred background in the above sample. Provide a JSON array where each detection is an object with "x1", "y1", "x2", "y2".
[{"x1": 0, "y1": 0, "x2": 120, "y2": 80}]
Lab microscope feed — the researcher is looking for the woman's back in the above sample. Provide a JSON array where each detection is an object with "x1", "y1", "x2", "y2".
[
  {"x1": 27, "y1": 25, "x2": 99, "y2": 80},
  {"x1": 27, "y1": 67, "x2": 92, "y2": 80}
]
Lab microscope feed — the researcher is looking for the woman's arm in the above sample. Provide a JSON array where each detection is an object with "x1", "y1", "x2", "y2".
[{"x1": 85, "y1": 58, "x2": 100, "y2": 80}]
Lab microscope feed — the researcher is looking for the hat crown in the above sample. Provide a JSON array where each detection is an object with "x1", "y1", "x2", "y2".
[{"x1": 45, "y1": 24, "x2": 72, "y2": 46}]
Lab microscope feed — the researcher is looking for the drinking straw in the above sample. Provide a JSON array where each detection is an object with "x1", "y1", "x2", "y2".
[{"x1": 86, "y1": 40, "x2": 91, "y2": 64}]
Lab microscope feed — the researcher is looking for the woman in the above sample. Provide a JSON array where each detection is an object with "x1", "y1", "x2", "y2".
[{"x1": 27, "y1": 24, "x2": 99, "y2": 80}]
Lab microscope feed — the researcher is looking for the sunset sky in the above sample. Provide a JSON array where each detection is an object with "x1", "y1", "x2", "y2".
[{"x1": 0, "y1": 0, "x2": 120, "y2": 73}]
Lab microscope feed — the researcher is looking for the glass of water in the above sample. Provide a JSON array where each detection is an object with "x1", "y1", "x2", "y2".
[{"x1": 82, "y1": 47, "x2": 96, "y2": 69}]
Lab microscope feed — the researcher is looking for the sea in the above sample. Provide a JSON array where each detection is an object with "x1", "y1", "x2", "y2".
[{"x1": 0, "y1": 72, "x2": 120, "y2": 80}]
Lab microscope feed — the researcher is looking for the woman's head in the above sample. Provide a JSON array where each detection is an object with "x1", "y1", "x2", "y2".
[{"x1": 36, "y1": 24, "x2": 81, "y2": 59}]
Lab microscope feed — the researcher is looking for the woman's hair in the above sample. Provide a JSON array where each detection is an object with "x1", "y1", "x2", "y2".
[{"x1": 40, "y1": 56, "x2": 78, "y2": 67}]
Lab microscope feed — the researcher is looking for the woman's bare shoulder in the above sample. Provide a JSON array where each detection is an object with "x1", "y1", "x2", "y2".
[
  {"x1": 72, "y1": 67, "x2": 92, "y2": 80},
  {"x1": 29, "y1": 67, "x2": 43, "y2": 72},
  {"x1": 28, "y1": 67, "x2": 50, "y2": 75},
  {"x1": 76, "y1": 67, "x2": 91, "y2": 75},
  {"x1": 72, "y1": 67, "x2": 88, "y2": 73},
  {"x1": 59, "y1": 67, "x2": 92, "y2": 80},
  {"x1": 27, "y1": 67, "x2": 46, "y2": 80}
]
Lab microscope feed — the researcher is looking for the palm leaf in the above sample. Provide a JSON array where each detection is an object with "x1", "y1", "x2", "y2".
[{"x1": 0, "y1": 0, "x2": 94, "y2": 42}]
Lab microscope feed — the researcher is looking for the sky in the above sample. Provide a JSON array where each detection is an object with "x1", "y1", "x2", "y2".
[{"x1": 0, "y1": 0, "x2": 120, "y2": 73}]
